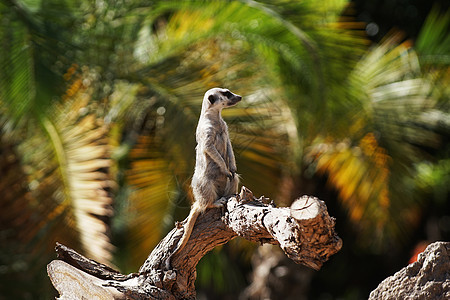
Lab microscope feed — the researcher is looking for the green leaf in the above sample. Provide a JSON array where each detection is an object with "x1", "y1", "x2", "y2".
[
  {"x1": 0, "y1": 3, "x2": 35, "y2": 126},
  {"x1": 416, "y1": 7, "x2": 450, "y2": 66}
]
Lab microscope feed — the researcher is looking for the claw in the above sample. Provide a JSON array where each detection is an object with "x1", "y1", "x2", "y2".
[{"x1": 216, "y1": 197, "x2": 228, "y2": 206}]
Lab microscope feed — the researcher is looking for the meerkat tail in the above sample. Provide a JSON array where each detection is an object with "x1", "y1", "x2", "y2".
[{"x1": 166, "y1": 207, "x2": 202, "y2": 269}]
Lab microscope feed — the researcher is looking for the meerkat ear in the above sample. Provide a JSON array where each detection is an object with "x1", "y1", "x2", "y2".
[{"x1": 208, "y1": 94, "x2": 218, "y2": 104}]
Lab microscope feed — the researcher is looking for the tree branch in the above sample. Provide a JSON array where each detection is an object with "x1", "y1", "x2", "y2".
[{"x1": 47, "y1": 186, "x2": 342, "y2": 299}]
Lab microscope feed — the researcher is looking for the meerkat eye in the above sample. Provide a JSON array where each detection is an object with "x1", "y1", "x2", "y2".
[
  {"x1": 208, "y1": 94, "x2": 218, "y2": 104},
  {"x1": 222, "y1": 91, "x2": 232, "y2": 98}
]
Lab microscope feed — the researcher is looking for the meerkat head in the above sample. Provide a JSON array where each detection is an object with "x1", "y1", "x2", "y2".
[{"x1": 204, "y1": 88, "x2": 242, "y2": 111}]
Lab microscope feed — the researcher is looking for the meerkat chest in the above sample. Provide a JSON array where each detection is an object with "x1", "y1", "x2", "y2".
[
  {"x1": 214, "y1": 130, "x2": 228, "y2": 152},
  {"x1": 198, "y1": 118, "x2": 228, "y2": 154},
  {"x1": 214, "y1": 120, "x2": 228, "y2": 146}
]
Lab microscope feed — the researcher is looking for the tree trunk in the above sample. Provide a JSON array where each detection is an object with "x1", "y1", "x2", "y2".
[{"x1": 47, "y1": 186, "x2": 342, "y2": 299}]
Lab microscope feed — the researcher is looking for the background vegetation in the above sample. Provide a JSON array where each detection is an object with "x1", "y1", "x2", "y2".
[{"x1": 0, "y1": 0, "x2": 448, "y2": 299}]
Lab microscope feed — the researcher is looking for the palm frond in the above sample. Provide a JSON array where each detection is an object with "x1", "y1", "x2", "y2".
[
  {"x1": 14, "y1": 74, "x2": 115, "y2": 264},
  {"x1": 0, "y1": 2, "x2": 36, "y2": 127},
  {"x1": 416, "y1": 7, "x2": 450, "y2": 67},
  {"x1": 349, "y1": 34, "x2": 440, "y2": 159},
  {"x1": 305, "y1": 34, "x2": 446, "y2": 247},
  {"x1": 53, "y1": 79, "x2": 114, "y2": 263},
  {"x1": 126, "y1": 133, "x2": 179, "y2": 266},
  {"x1": 308, "y1": 134, "x2": 392, "y2": 245}
]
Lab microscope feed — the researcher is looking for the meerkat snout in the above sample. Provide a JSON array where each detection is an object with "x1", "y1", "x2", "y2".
[{"x1": 228, "y1": 94, "x2": 242, "y2": 106}]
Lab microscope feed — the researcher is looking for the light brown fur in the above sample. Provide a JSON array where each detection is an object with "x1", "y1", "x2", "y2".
[{"x1": 167, "y1": 88, "x2": 241, "y2": 268}]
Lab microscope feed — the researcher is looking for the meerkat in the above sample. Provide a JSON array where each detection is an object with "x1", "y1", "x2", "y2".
[{"x1": 167, "y1": 88, "x2": 241, "y2": 267}]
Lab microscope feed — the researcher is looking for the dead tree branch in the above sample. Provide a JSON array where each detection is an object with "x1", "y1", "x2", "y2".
[{"x1": 47, "y1": 186, "x2": 342, "y2": 299}]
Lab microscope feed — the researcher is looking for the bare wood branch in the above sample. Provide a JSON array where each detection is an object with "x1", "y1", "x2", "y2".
[
  {"x1": 47, "y1": 187, "x2": 342, "y2": 299},
  {"x1": 54, "y1": 243, "x2": 130, "y2": 281}
]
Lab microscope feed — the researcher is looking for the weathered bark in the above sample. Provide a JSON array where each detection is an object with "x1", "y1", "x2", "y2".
[
  {"x1": 369, "y1": 241, "x2": 450, "y2": 300},
  {"x1": 47, "y1": 186, "x2": 342, "y2": 299}
]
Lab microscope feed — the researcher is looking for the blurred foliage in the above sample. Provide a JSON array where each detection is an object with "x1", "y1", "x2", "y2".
[{"x1": 0, "y1": 0, "x2": 448, "y2": 299}]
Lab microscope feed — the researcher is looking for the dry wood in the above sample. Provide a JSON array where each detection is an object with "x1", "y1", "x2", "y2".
[{"x1": 47, "y1": 186, "x2": 342, "y2": 299}]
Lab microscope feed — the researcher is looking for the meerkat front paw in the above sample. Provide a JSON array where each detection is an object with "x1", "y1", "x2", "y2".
[
  {"x1": 214, "y1": 197, "x2": 228, "y2": 207},
  {"x1": 216, "y1": 197, "x2": 228, "y2": 215},
  {"x1": 227, "y1": 168, "x2": 238, "y2": 180}
]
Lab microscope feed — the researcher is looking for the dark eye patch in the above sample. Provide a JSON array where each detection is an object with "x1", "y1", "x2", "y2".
[
  {"x1": 222, "y1": 91, "x2": 232, "y2": 98},
  {"x1": 208, "y1": 94, "x2": 218, "y2": 104}
]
